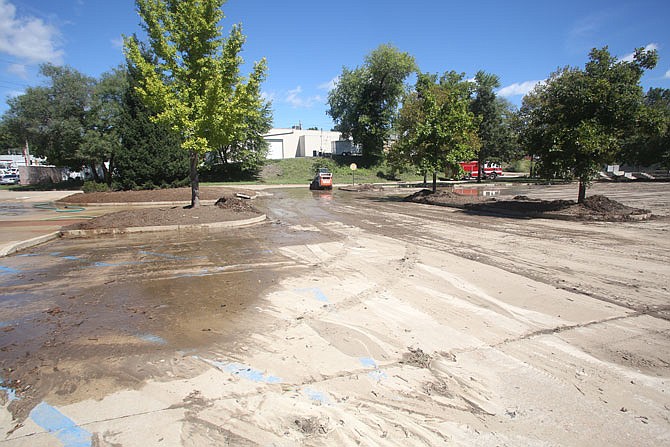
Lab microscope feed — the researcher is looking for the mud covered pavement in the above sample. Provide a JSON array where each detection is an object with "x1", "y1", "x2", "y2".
[{"x1": 1, "y1": 182, "x2": 669, "y2": 446}]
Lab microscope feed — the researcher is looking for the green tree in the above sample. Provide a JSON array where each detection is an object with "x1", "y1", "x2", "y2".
[
  {"x1": 470, "y1": 71, "x2": 518, "y2": 181},
  {"x1": 392, "y1": 71, "x2": 479, "y2": 192},
  {"x1": 520, "y1": 46, "x2": 658, "y2": 202},
  {"x1": 621, "y1": 87, "x2": 670, "y2": 167},
  {"x1": 206, "y1": 47, "x2": 272, "y2": 171},
  {"x1": 124, "y1": 0, "x2": 269, "y2": 206},
  {"x1": 115, "y1": 49, "x2": 189, "y2": 190},
  {"x1": 327, "y1": 44, "x2": 416, "y2": 164},
  {"x1": 81, "y1": 67, "x2": 128, "y2": 185},
  {"x1": 1, "y1": 64, "x2": 93, "y2": 170}
]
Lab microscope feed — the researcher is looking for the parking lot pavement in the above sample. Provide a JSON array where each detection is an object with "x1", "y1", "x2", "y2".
[{"x1": 0, "y1": 190, "x2": 90, "y2": 256}]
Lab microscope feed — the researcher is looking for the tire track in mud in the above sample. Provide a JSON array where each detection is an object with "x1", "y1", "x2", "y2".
[{"x1": 327, "y1": 198, "x2": 669, "y2": 317}]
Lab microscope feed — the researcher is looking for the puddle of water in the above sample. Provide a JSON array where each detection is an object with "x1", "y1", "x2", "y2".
[
  {"x1": 453, "y1": 187, "x2": 506, "y2": 197},
  {"x1": 0, "y1": 204, "x2": 29, "y2": 216}
]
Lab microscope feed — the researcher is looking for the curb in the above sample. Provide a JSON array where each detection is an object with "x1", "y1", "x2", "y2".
[
  {"x1": 60, "y1": 214, "x2": 267, "y2": 238},
  {"x1": 0, "y1": 232, "x2": 62, "y2": 257},
  {"x1": 1, "y1": 215, "x2": 267, "y2": 257},
  {"x1": 55, "y1": 200, "x2": 219, "y2": 207}
]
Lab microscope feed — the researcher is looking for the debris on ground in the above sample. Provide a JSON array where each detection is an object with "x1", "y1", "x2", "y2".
[
  {"x1": 215, "y1": 197, "x2": 256, "y2": 212},
  {"x1": 294, "y1": 416, "x2": 329, "y2": 436},
  {"x1": 400, "y1": 347, "x2": 432, "y2": 368},
  {"x1": 424, "y1": 380, "x2": 453, "y2": 398}
]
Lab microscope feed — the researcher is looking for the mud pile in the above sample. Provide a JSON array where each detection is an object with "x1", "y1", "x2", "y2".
[{"x1": 404, "y1": 190, "x2": 652, "y2": 221}]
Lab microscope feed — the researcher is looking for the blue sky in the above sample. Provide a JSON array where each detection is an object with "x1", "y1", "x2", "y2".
[{"x1": 0, "y1": 0, "x2": 669, "y2": 131}]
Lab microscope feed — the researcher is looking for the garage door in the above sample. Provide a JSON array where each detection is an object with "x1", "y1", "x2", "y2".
[{"x1": 267, "y1": 140, "x2": 283, "y2": 159}]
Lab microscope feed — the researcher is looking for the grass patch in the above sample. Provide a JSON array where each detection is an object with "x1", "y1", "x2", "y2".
[{"x1": 254, "y1": 157, "x2": 425, "y2": 185}]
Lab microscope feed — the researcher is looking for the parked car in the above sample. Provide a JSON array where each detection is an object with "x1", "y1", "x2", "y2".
[{"x1": 0, "y1": 174, "x2": 19, "y2": 185}]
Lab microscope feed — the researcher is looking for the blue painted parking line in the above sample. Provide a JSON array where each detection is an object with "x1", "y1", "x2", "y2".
[
  {"x1": 197, "y1": 357, "x2": 282, "y2": 384},
  {"x1": 0, "y1": 385, "x2": 17, "y2": 402},
  {"x1": 295, "y1": 287, "x2": 329, "y2": 303},
  {"x1": 302, "y1": 387, "x2": 331, "y2": 404},
  {"x1": 29, "y1": 401, "x2": 91, "y2": 447},
  {"x1": 359, "y1": 357, "x2": 377, "y2": 368},
  {"x1": 138, "y1": 334, "x2": 167, "y2": 345},
  {"x1": 0, "y1": 265, "x2": 20, "y2": 274}
]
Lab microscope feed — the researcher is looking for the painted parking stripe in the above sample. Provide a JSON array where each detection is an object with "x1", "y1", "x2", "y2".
[
  {"x1": 29, "y1": 402, "x2": 91, "y2": 447},
  {"x1": 295, "y1": 287, "x2": 329, "y2": 303},
  {"x1": 197, "y1": 357, "x2": 282, "y2": 384},
  {"x1": 0, "y1": 265, "x2": 20, "y2": 274}
]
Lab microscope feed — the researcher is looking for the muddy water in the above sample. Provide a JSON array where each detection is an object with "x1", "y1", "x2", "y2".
[{"x1": 0, "y1": 188, "x2": 343, "y2": 418}]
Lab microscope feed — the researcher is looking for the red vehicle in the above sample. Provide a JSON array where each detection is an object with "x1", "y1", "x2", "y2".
[
  {"x1": 459, "y1": 161, "x2": 503, "y2": 180},
  {"x1": 309, "y1": 168, "x2": 333, "y2": 190}
]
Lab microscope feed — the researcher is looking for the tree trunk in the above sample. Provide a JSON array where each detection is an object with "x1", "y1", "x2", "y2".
[
  {"x1": 423, "y1": 172, "x2": 427, "y2": 188},
  {"x1": 577, "y1": 180, "x2": 587, "y2": 204},
  {"x1": 105, "y1": 155, "x2": 115, "y2": 186},
  {"x1": 190, "y1": 150, "x2": 200, "y2": 208},
  {"x1": 477, "y1": 153, "x2": 483, "y2": 183},
  {"x1": 432, "y1": 172, "x2": 437, "y2": 193},
  {"x1": 101, "y1": 163, "x2": 110, "y2": 186},
  {"x1": 90, "y1": 164, "x2": 101, "y2": 182}
]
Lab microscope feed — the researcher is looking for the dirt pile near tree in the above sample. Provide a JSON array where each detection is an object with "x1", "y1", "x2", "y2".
[
  {"x1": 404, "y1": 189, "x2": 652, "y2": 221},
  {"x1": 403, "y1": 188, "x2": 489, "y2": 206},
  {"x1": 59, "y1": 187, "x2": 262, "y2": 230},
  {"x1": 58, "y1": 187, "x2": 254, "y2": 204}
]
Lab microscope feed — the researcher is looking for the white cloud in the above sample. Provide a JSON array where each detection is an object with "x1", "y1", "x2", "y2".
[
  {"x1": 497, "y1": 80, "x2": 544, "y2": 98},
  {"x1": 261, "y1": 90, "x2": 276, "y2": 102},
  {"x1": 285, "y1": 86, "x2": 322, "y2": 108},
  {"x1": 665, "y1": 69, "x2": 670, "y2": 79},
  {"x1": 6, "y1": 62, "x2": 26, "y2": 78},
  {"x1": 110, "y1": 36, "x2": 124, "y2": 49},
  {"x1": 621, "y1": 43, "x2": 658, "y2": 62},
  {"x1": 318, "y1": 76, "x2": 339, "y2": 91},
  {"x1": 0, "y1": 0, "x2": 64, "y2": 65},
  {"x1": 5, "y1": 89, "x2": 22, "y2": 97}
]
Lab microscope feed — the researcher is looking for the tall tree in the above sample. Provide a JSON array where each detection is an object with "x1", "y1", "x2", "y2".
[
  {"x1": 1, "y1": 64, "x2": 93, "y2": 170},
  {"x1": 470, "y1": 71, "x2": 517, "y2": 181},
  {"x1": 621, "y1": 87, "x2": 670, "y2": 168},
  {"x1": 327, "y1": 44, "x2": 416, "y2": 164},
  {"x1": 392, "y1": 71, "x2": 479, "y2": 192},
  {"x1": 115, "y1": 48, "x2": 189, "y2": 190},
  {"x1": 81, "y1": 68, "x2": 128, "y2": 185},
  {"x1": 205, "y1": 39, "x2": 272, "y2": 170},
  {"x1": 520, "y1": 46, "x2": 658, "y2": 202},
  {"x1": 124, "y1": 0, "x2": 269, "y2": 206}
]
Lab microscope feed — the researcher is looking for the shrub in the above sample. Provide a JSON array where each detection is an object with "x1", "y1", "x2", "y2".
[
  {"x1": 311, "y1": 158, "x2": 337, "y2": 174},
  {"x1": 506, "y1": 159, "x2": 531, "y2": 173},
  {"x1": 82, "y1": 181, "x2": 110, "y2": 193}
]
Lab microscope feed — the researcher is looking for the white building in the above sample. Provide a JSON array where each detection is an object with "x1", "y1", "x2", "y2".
[{"x1": 263, "y1": 128, "x2": 345, "y2": 159}]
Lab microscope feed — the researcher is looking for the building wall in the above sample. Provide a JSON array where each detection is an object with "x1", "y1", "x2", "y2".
[
  {"x1": 18, "y1": 166, "x2": 67, "y2": 185},
  {"x1": 263, "y1": 128, "x2": 344, "y2": 159}
]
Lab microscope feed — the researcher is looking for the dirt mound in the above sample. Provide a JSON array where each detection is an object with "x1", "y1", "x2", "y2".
[
  {"x1": 58, "y1": 187, "x2": 255, "y2": 204},
  {"x1": 581, "y1": 195, "x2": 641, "y2": 213},
  {"x1": 405, "y1": 190, "x2": 652, "y2": 221},
  {"x1": 63, "y1": 205, "x2": 261, "y2": 231},
  {"x1": 466, "y1": 198, "x2": 574, "y2": 213},
  {"x1": 214, "y1": 197, "x2": 257, "y2": 212},
  {"x1": 403, "y1": 188, "x2": 481, "y2": 206},
  {"x1": 404, "y1": 188, "x2": 457, "y2": 202}
]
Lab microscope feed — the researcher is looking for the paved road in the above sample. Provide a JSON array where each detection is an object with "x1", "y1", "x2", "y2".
[{"x1": 1, "y1": 182, "x2": 669, "y2": 446}]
